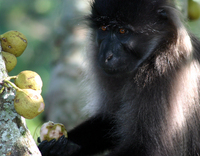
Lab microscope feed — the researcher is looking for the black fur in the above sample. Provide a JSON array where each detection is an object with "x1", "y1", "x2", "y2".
[{"x1": 39, "y1": 0, "x2": 200, "y2": 155}]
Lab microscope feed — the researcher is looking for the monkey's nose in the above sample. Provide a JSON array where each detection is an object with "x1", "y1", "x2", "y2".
[{"x1": 105, "y1": 53, "x2": 113, "y2": 63}]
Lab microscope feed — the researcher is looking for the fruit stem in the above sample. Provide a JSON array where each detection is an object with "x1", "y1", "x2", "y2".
[
  {"x1": 0, "y1": 86, "x2": 5, "y2": 94},
  {"x1": 5, "y1": 76, "x2": 17, "y2": 80},
  {"x1": 4, "y1": 79, "x2": 21, "y2": 91}
]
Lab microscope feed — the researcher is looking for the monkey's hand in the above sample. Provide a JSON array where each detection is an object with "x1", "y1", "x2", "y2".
[{"x1": 38, "y1": 135, "x2": 81, "y2": 156}]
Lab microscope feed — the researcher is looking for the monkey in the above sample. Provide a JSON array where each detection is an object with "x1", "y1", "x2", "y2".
[{"x1": 38, "y1": 0, "x2": 200, "y2": 155}]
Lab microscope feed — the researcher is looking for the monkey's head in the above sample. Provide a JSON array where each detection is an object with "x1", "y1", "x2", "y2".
[{"x1": 88, "y1": 0, "x2": 181, "y2": 76}]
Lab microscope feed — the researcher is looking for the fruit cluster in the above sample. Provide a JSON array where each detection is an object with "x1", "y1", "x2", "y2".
[
  {"x1": 0, "y1": 30, "x2": 27, "y2": 72},
  {"x1": 0, "y1": 30, "x2": 45, "y2": 119},
  {"x1": 2, "y1": 71, "x2": 45, "y2": 119}
]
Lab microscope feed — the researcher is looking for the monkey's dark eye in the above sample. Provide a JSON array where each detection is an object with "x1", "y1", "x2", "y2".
[
  {"x1": 157, "y1": 9, "x2": 167, "y2": 19},
  {"x1": 119, "y1": 28, "x2": 126, "y2": 34},
  {"x1": 101, "y1": 26, "x2": 107, "y2": 31}
]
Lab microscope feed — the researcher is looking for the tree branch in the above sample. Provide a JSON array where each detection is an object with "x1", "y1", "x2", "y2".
[{"x1": 0, "y1": 44, "x2": 41, "y2": 155}]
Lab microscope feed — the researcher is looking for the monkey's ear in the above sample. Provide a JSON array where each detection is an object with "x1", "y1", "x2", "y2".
[{"x1": 157, "y1": 8, "x2": 168, "y2": 19}]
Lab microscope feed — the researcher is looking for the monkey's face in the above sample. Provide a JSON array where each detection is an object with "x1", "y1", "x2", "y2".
[
  {"x1": 96, "y1": 23, "x2": 161, "y2": 75},
  {"x1": 90, "y1": 0, "x2": 174, "y2": 76}
]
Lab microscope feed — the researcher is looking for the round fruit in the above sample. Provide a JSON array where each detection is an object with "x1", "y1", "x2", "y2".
[
  {"x1": 14, "y1": 89, "x2": 45, "y2": 119},
  {"x1": 188, "y1": 0, "x2": 200, "y2": 20},
  {"x1": 40, "y1": 121, "x2": 68, "y2": 142},
  {"x1": 2, "y1": 51, "x2": 17, "y2": 72},
  {"x1": 14, "y1": 70, "x2": 43, "y2": 94},
  {"x1": 0, "y1": 30, "x2": 28, "y2": 57}
]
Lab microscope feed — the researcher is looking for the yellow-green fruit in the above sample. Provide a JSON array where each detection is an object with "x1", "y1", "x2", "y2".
[
  {"x1": 0, "y1": 30, "x2": 27, "y2": 57},
  {"x1": 188, "y1": 0, "x2": 200, "y2": 20},
  {"x1": 2, "y1": 51, "x2": 17, "y2": 72},
  {"x1": 14, "y1": 70, "x2": 43, "y2": 94},
  {"x1": 14, "y1": 89, "x2": 45, "y2": 119},
  {"x1": 40, "y1": 121, "x2": 68, "y2": 142}
]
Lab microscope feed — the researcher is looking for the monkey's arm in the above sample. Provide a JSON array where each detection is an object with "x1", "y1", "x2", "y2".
[{"x1": 38, "y1": 115, "x2": 116, "y2": 156}]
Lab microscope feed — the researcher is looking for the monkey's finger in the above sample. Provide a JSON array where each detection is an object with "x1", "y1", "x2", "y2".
[
  {"x1": 50, "y1": 136, "x2": 81, "y2": 156},
  {"x1": 38, "y1": 139, "x2": 56, "y2": 156},
  {"x1": 49, "y1": 135, "x2": 66, "y2": 155},
  {"x1": 37, "y1": 137, "x2": 41, "y2": 143}
]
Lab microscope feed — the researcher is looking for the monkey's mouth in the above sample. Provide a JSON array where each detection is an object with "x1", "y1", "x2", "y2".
[{"x1": 102, "y1": 66, "x2": 129, "y2": 75}]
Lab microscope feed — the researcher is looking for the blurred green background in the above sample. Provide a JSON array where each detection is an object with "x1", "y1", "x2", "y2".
[
  {"x1": 1, "y1": 0, "x2": 200, "y2": 142},
  {"x1": 0, "y1": 0, "x2": 58, "y2": 91}
]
